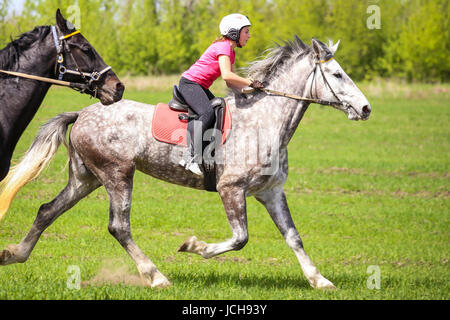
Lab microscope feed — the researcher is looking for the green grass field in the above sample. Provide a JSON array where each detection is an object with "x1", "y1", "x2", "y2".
[{"x1": 0, "y1": 81, "x2": 448, "y2": 300}]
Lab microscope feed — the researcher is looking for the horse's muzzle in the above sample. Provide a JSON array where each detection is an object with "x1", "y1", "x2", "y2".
[
  {"x1": 361, "y1": 105, "x2": 371, "y2": 120},
  {"x1": 98, "y1": 76, "x2": 125, "y2": 105},
  {"x1": 113, "y1": 81, "x2": 125, "y2": 102}
]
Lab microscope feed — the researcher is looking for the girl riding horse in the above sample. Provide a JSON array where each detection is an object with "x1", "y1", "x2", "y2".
[{"x1": 178, "y1": 13, "x2": 264, "y2": 175}]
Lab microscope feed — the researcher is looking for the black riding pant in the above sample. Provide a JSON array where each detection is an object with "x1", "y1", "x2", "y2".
[{"x1": 178, "y1": 77, "x2": 216, "y2": 159}]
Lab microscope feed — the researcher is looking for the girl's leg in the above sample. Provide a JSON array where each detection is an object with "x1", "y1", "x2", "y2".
[{"x1": 179, "y1": 78, "x2": 216, "y2": 163}]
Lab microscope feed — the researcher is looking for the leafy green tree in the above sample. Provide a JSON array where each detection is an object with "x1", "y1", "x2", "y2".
[
  {"x1": 0, "y1": 0, "x2": 447, "y2": 82},
  {"x1": 154, "y1": 0, "x2": 197, "y2": 73},
  {"x1": 116, "y1": 0, "x2": 159, "y2": 74},
  {"x1": 396, "y1": 0, "x2": 448, "y2": 81},
  {"x1": 272, "y1": 0, "x2": 328, "y2": 41},
  {"x1": 0, "y1": 0, "x2": 10, "y2": 46},
  {"x1": 323, "y1": 0, "x2": 381, "y2": 80}
]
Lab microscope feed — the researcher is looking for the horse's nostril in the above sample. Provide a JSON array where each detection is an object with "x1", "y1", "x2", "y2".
[
  {"x1": 116, "y1": 82, "x2": 124, "y2": 91},
  {"x1": 362, "y1": 105, "x2": 371, "y2": 114}
]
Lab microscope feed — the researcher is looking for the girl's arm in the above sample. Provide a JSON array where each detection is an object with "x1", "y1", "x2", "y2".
[{"x1": 218, "y1": 55, "x2": 252, "y2": 89}]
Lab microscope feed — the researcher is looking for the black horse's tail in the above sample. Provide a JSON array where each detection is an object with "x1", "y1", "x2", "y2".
[{"x1": 0, "y1": 112, "x2": 79, "y2": 221}]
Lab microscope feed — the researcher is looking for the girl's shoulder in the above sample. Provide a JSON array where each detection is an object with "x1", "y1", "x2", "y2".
[
  {"x1": 209, "y1": 40, "x2": 233, "y2": 55},
  {"x1": 210, "y1": 40, "x2": 230, "y2": 47}
]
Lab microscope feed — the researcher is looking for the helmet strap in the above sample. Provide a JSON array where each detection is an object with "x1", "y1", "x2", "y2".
[{"x1": 234, "y1": 28, "x2": 243, "y2": 48}]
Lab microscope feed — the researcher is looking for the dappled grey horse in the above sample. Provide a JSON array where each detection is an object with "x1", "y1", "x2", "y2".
[{"x1": 0, "y1": 37, "x2": 371, "y2": 289}]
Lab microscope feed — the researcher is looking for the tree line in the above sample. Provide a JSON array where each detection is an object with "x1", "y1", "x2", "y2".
[{"x1": 0, "y1": 0, "x2": 448, "y2": 82}]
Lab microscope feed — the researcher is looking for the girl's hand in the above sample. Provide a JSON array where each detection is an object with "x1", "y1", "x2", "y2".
[{"x1": 250, "y1": 80, "x2": 265, "y2": 89}]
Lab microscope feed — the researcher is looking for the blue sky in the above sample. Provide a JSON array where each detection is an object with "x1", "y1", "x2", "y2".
[{"x1": 9, "y1": 0, "x2": 26, "y2": 14}]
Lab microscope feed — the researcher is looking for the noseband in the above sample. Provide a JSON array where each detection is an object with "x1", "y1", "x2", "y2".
[{"x1": 51, "y1": 26, "x2": 111, "y2": 97}]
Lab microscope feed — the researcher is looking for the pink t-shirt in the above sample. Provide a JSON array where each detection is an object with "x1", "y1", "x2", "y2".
[{"x1": 182, "y1": 41, "x2": 235, "y2": 89}]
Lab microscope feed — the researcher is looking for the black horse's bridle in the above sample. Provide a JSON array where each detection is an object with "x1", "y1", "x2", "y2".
[
  {"x1": 0, "y1": 26, "x2": 111, "y2": 96},
  {"x1": 51, "y1": 26, "x2": 111, "y2": 97}
]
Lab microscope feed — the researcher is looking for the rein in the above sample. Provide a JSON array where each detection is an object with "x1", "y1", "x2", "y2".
[
  {"x1": 242, "y1": 87, "x2": 343, "y2": 107},
  {"x1": 243, "y1": 56, "x2": 349, "y2": 108},
  {"x1": 0, "y1": 26, "x2": 111, "y2": 96}
]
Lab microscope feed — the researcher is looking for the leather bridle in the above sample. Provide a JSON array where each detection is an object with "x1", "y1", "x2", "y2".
[
  {"x1": 308, "y1": 55, "x2": 347, "y2": 108},
  {"x1": 0, "y1": 26, "x2": 111, "y2": 97},
  {"x1": 51, "y1": 26, "x2": 111, "y2": 97}
]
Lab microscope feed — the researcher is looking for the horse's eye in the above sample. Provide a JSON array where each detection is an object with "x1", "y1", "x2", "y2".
[{"x1": 333, "y1": 72, "x2": 342, "y2": 79}]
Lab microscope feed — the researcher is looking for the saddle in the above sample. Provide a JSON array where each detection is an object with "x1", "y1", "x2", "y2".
[{"x1": 152, "y1": 85, "x2": 232, "y2": 192}]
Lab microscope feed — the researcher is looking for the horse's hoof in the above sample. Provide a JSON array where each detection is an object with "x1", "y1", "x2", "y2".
[
  {"x1": 177, "y1": 236, "x2": 197, "y2": 253},
  {"x1": 177, "y1": 236, "x2": 208, "y2": 256},
  {"x1": 0, "y1": 249, "x2": 13, "y2": 265},
  {"x1": 151, "y1": 273, "x2": 171, "y2": 288},
  {"x1": 314, "y1": 278, "x2": 336, "y2": 290},
  {"x1": 0, "y1": 245, "x2": 27, "y2": 265},
  {"x1": 152, "y1": 278, "x2": 171, "y2": 288}
]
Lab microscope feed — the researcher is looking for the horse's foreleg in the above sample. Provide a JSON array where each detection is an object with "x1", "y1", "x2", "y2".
[
  {"x1": 104, "y1": 168, "x2": 170, "y2": 288},
  {"x1": 0, "y1": 154, "x2": 100, "y2": 266},
  {"x1": 255, "y1": 187, "x2": 335, "y2": 289},
  {"x1": 178, "y1": 186, "x2": 248, "y2": 259}
]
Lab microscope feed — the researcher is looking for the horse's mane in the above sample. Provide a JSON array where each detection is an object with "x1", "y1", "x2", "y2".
[
  {"x1": 0, "y1": 26, "x2": 51, "y2": 71},
  {"x1": 245, "y1": 35, "x2": 312, "y2": 83}
]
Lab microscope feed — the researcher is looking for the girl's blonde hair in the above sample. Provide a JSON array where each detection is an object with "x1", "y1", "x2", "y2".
[{"x1": 212, "y1": 36, "x2": 228, "y2": 44}]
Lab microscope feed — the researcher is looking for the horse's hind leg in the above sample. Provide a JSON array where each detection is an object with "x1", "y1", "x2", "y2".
[
  {"x1": 255, "y1": 187, "x2": 335, "y2": 289},
  {"x1": 0, "y1": 150, "x2": 101, "y2": 265},
  {"x1": 178, "y1": 186, "x2": 249, "y2": 258},
  {"x1": 100, "y1": 166, "x2": 170, "y2": 288}
]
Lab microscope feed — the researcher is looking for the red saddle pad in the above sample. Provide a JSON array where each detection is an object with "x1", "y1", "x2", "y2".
[{"x1": 152, "y1": 100, "x2": 232, "y2": 147}]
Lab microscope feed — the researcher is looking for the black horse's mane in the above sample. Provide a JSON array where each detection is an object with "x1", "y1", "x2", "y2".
[{"x1": 0, "y1": 25, "x2": 51, "y2": 71}]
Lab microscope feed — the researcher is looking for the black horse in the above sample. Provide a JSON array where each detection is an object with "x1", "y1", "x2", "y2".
[{"x1": 0, "y1": 9, "x2": 124, "y2": 182}]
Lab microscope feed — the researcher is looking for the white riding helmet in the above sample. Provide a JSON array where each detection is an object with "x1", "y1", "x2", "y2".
[{"x1": 219, "y1": 13, "x2": 251, "y2": 47}]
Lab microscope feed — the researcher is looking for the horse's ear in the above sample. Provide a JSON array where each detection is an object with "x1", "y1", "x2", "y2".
[
  {"x1": 329, "y1": 40, "x2": 340, "y2": 55},
  {"x1": 311, "y1": 39, "x2": 323, "y2": 56},
  {"x1": 312, "y1": 38, "x2": 333, "y2": 60},
  {"x1": 56, "y1": 9, "x2": 68, "y2": 32}
]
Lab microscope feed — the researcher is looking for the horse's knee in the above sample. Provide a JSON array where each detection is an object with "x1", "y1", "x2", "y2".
[
  {"x1": 108, "y1": 222, "x2": 124, "y2": 237},
  {"x1": 233, "y1": 234, "x2": 249, "y2": 251}
]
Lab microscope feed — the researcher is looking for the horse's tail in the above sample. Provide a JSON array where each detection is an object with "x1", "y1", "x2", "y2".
[{"x1": 0, "y1": 112, "x2": 79, "y2": 221}]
